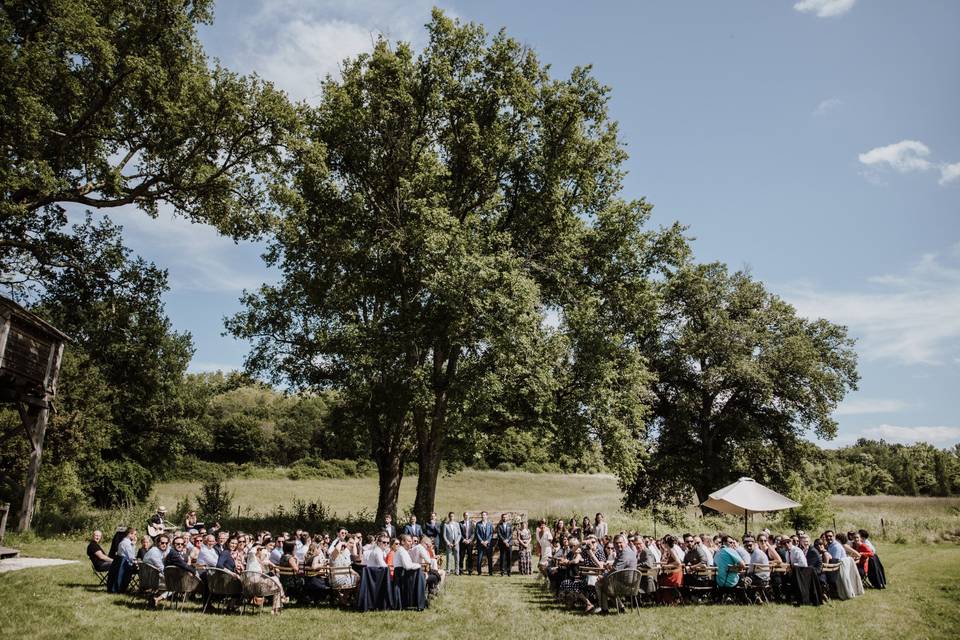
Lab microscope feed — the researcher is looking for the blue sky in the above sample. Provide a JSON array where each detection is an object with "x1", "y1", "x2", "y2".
[{"x1": 99, "y1": 0, "x2": 959, "y2": 448}]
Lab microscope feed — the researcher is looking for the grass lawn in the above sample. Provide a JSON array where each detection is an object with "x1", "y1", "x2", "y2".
[{"x1": 1, "y1": 545, "x2": 958, "y2": 639}]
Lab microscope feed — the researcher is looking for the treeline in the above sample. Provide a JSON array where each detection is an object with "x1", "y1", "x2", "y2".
[{"x1": 3, "y1": 347, "x2": 957, "y2": 532}]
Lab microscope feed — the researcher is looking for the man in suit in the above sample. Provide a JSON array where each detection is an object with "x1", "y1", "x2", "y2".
[
  {"x1": 382, "y1": 514, "x2": 397, "y2": 539},
  {"x1": 424, "y1": 512, "x2": 441, "y2": 551},
  {"x1": 443, "y1": 512, "x2": 462, "y2": 575},
  {"x1": 404, "y1": 515, "x2": 423, "y2": 539},
  {"x1": 475, "y1": 511, "x2": 494, "y2": 576},
  {"x1": 460, "y1": 512, "x2": 475, "y2": 575},
  {"x1": 496, "y1": 514, "x2": 513, "y2": 576},
  {"x1": 595, "y1": 534, "x2": 638, "y2": 613}
]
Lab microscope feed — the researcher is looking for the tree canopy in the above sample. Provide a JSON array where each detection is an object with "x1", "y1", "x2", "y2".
[
  {"x1": 1, "y1": 0, "x2": 298, "y2": 296},
  {"x1": 228, "y1": 10, "x2": 687, "y2": 521},
  {"x1": 622, "y1": 262, "x2": 860, "y2": 512}
]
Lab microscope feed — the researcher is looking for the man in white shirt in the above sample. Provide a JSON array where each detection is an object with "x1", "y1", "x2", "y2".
[
  {"x1": 645, "y1": 536, "x2": 661, "y2": 563},
  {"x1": 197, "y1": 534, "x2": 219, "y2": 567},
  {"x1": 365, "y1": 535, "x2": 390, "y2": 567},
  {"x1": 393, "y1": 535, "x2": 421, "y2": 570},
  {"x1": 782, "y1": 537, "x2": 807, "y2": 568},
  {"x1": 742, "y1": 536, "x2": 770, "y2": 581}
]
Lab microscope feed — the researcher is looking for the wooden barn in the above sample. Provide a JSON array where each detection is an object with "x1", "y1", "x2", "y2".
[{"x1": 0, "y1": 295, "x2": 69, "y2": 537}]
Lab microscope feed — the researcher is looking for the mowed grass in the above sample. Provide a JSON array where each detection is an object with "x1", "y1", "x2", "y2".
[
  {"x1": 152, "y1": 470, "x2": 960, "y2": 541},
  {"x1": 1, "y1": 545, "x2": 958, "y2": 640}
]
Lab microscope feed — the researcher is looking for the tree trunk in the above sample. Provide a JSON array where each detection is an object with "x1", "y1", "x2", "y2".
[
  {"x1": 17, "y1": 402, "x2": 49, "y2": 533},
  {"x1": 413, "y1": 414, "x2": 443, "y2": 521},
  {"x1": 375, "y1": 449, "x2": 404, "y2": 524},
  {"x1": 413, "y1": 345, "x2": 458, "y2": 521}
]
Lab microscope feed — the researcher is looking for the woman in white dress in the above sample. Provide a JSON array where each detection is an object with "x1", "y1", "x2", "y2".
[
  {"x1": 536, "y1": 519, "x2": 553, "y2": 567},
  {"x1": 593, "y1": 513, "x2": 608, "y2": 541}
]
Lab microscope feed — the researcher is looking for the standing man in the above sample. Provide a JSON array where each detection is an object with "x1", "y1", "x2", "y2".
[
  {"x1": 496, "y1": 514, "x2": 513, "y2": 576},
  {"x1": 475, "y1": 511, "x2": 494, "y2": 576},
  {"x1": 424, "y1": 512, "x2": 441, "y2": 551},
  {"x1": 382, "y1": 514, "x2": 397, "y2": 539},
  {"x1": 443, "y1": 512, "x2": 462, "y2": 575},
  {"x1": 404, "y1": 515, "x2": 423, "y2": 539},
  {"x1": 460, "y1": 512, "x2": 475, "y2": 575}
]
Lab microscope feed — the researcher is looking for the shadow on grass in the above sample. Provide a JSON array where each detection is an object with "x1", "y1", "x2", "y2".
[
  {"x1": 521, "y1": 579, "x2": 568, "y2": 612},
  {"x1": 58, "y1": 581, "x2": 108, "y2": 593}
]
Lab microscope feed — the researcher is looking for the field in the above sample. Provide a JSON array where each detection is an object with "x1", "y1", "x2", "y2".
[
  {"x1": 2, "y1": 470, "x2": 960, "y2": 639},
  {"x1": 152, "y1": 470, "x2": 960, "y2": 542}
]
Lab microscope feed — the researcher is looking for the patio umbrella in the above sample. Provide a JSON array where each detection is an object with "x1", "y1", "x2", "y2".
[{"x1": 700, "y1": 477, "x2": 800, "y2": 534}]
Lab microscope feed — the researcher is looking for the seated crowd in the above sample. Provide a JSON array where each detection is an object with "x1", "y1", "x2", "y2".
[
  {"x1": 86, "y1": 507, "x2": 457, "y2": 613},
  {"x1": 536, "y1": 517, "x2": 887, "y2": 613}
]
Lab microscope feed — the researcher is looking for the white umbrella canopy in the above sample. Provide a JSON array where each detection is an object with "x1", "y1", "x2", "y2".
[{"x1": 701, "y1": 477, "x2": 800, "y2": 533}]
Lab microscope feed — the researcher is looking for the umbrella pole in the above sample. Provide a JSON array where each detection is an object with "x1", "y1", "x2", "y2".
[{"x1": 744, "y1": 511, "x2": 748, "y2": 536}]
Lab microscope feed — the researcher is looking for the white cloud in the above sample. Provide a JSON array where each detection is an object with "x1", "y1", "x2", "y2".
[
  {"x1": 858, "y1": 140, "x2": 960, "y2": 187},
  {"x1": 939, "y1": 162, "x2": 960, "y2": 186},
  {"x1": 834, "y1": 398, "x2": 907, "y2": 416},
  {"x1": 813, "y1": 97, "x2": 842, "y2": 116},
  {"x1": 784, "y1": 250, "x2": 960, "y2": 366},
  {"x1": 67, "y1": 204, "x2": 274, "y2": 293},
  {"x1": 229, "y1": 1, "x2": 437, "y2": 104},
  {"x1": 794, "y1": 0, "x2": 856, "y2": 18},
  {"x1": 858, "y1": 140, "x2": 932, "y2": 173},
  {"x1": 860, "y1": 424, "x2": 960, "y2": 445}
]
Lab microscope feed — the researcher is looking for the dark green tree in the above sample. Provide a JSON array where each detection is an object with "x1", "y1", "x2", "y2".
[
  {"x1": 228, "y1": 10, "x2": 678, "y2": 520},
  {"x1": 622, "y1": 262, "x2": 859, "y2": 512},
  {"x1": 1, "y1": 0, "x2": 298, "y2": 296}
]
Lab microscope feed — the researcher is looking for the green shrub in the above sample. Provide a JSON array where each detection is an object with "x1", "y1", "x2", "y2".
[
  {"x1": 496, "y1": 462, "x2": 516, "y2": 472},
  {"x1": 779, "y1": 472, "x2": 835, "y2": 532},
  {"x1": 86, "y1": 458, "x2": 153, "y2": 508},
  {"x1": 33, "y1": 461, "x2": 91, "y2": 532},
  {"x1": 196, "y1": 478, "x2": 234, "y2": 521}
]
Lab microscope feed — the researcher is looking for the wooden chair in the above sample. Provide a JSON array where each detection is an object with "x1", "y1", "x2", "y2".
[
  {"x1": 682, "y1": 565, "x2": 716, "y2": 604},
  {"x1": 328, "y1": 565, "x2": 359, "y2": 607}
]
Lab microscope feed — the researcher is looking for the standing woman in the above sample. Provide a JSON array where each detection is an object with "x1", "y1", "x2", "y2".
[
  {"x1": 517, "y1": 520, "x2": 533, "y2": 575},
  {"x1": 580, "y1": 516, "x2": 593, "y2": 537},
  {"x1": 554, "y1": 519, "x2": 568, "y2": 542},
  {"x1": 537, "y1": 520, "x2": 553, "y2": 568},
  {"x1": 593, "y1": 513, "x2": 608, "y2": 541}
]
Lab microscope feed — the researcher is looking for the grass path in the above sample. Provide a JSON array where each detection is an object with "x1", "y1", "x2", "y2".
[{"x1": 1, "y1": 546, "x2": 958, "y2": 639}]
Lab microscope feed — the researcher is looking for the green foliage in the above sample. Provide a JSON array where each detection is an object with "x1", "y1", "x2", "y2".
[
  {"x1": 195, "y1": 478, "x2": 234, "y2": 522},
  {"x1": 1, "y1": 0, "x2": 299, "y2": 297},
  {"x1": 287, "y1": 457, "x2": 376, "y2": 480},
  {"x1": 779, "y1": 472, "x2": 835, "y2": 531},
  {"x1": 32, "y1": 461, "x2": 90, "y2": 532},
  {"x1": 622, "y1": 263, "x2": 860, "y2": 512},
  {"x1": 86, "y1": 459, "x2": 153, "y2": 508},
  {"x1": 211, "y1": 413, "x2": 268, "y2": 464}
]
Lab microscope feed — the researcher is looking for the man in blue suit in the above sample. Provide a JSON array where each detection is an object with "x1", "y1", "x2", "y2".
[
  {"x1": 496, "y1": 514, "x2": 513, "y2": 576},
  {"x1": 475, "y1": 511, "x2": 494, "y2": 575},
  {"x1": 404, "y1": 515, "x2": 423, "y2": 539}
]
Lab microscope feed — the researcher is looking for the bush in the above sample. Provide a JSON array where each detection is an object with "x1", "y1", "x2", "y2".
[
  {"x1": 779, "y1": 472, "x2": 835, "y2": 532},
  {"x1": 196, "y1": 478, "x2": 234, "y2": 521},
  {"x1": 33, "y1": 461, "x2": 91, "y2": 532},
  {"x1": 496, "y1": 462, "x2": 516, "y2": 472},
  {"x1": 286, "y1": 457, "x2": 377, "y2": 480},
  {"x1": 86, "y1": 458, "x2": 153, "y2": 508}
]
